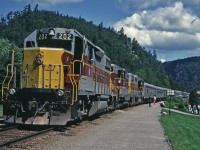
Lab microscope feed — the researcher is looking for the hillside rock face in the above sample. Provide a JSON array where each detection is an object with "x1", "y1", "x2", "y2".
[{"x1": 163, "y1": 57, "x2": 200, "y2": 91}]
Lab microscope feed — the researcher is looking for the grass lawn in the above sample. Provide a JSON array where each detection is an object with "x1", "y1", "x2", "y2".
[{"x1": 160, "y1": 110, "x2": 200, "y2": 150}]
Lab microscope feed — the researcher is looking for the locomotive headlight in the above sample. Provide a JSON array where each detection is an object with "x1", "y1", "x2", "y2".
[
  {"x1": 118, "y1": 80, "x2": 121, "y2": 84},
  {"x1": 35, "y1": 52, "x2": 43, "y2": 65},
  {"x1": 9, "y1": 88, "x2": 16, "y2": 95},
  {"x1": 57, "y1": 90, "x2": 64, "y2": 97},
  {"x1": 36, "y1": 52, "x2": 43, "y2": 58},
  {"x1": 35, "y1": 58, "x2": 43, "y2": 65}
]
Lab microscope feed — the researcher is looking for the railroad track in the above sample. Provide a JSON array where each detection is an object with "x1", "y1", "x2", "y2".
[
  {"x1": 0, "y1": 125, "x2": 18, "y2": 132},
  {"x1": 0, "y1": 127, "x2": 53, "y2": 149},
  {"x1": 0, "y1": 117, "x2": 19, "y2": 132}
]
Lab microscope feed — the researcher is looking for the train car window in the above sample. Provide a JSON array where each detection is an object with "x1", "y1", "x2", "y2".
[
  {"x1": 110, "y1": 66, "x2": 113, "y2": 72},
  {"x1": 105, "y1": 58, "x2": 111, "y2": 71},
  {"x1": 94, "y1": 48, "x2": 103, "y2": 62},
  {"x1": 132, "y1": 75, "x2": 135, "y2": 82},
  {"x1": 118, "y1": 70, "x2": 123, "y2": 78},
  {"x1": 118, "y1": 70, "x2": 125, "y2": 78},
  {"x1": 26, "y1": 41, "x2": 35, "y2": 47},
  {"x1": 124, "y1": 71, "x2": 127, "y2": 79},
  {"x1": 74, "y1": 36, "x2": 83, "y2": 74},
  {"x1": 74, "y1": 36, "x2": 83, "y2": 60},
  {"x1": 135, "y1": 78, "x2": 138, "y2": 82},
  {"x1": 138, "y1": 80, "x2": 144, "y2": 87},
  {"x1": 88, "y1": 44, "x2": 93, "y2": 64}
]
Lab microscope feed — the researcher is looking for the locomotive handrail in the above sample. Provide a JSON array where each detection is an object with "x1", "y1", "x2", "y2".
[
  {"x1": 72, "y1": 56, "x2": 84, "y2": 105},
  {"x1": 62, "y1": 64, "x2": 76, "y2": 105},
  {"x1": 13, "y1": 67, "x2": 17, "y2": 88},
  {"x1": 2, "y1": 63, "x2": 22, "y2": 101},
  {"x1": 5, "y1": 49, "x2": 15, "y2": 97},
  {"x1": 49, "y1": 64, "x2": 74, "y2": 105},
  {"x1": 66, "y1": 52, "x2": 84, "y2": 105},
  {"x1": 58, "y1": 65, "x2": 61, "y2": 89},
  {"x1": 25, "y1": 64, "x2": 29, "y2": 88},
  {"x1": 7, "y1": 65, "x2": 14, "y2": 90},
  {"x1": 1, "y1": 64, "x2": 11, "y2": 101},
  {"x1": 48, "y1": 64, "x2": 52, "y2": 88},
  {"x1": 19, "y1": 66, "x2": 22, "y2": 89},
  {"x1": 7, "y1": 48, "x2": 15, "y2": 92},
  {"x1": 42, "y1": 64, "x2": 44, "y2": 88},
  {"x1": 68, "y1": 73, "x2": 75, "y2": 105}
]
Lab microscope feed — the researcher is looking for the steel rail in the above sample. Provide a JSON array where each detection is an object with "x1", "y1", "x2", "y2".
[
  {"x1": 0, "y1": 125, "x2": 18, "y2": 133},
  {"x1": 0, "y1": 127, "x2": 53, "y2": 148}
]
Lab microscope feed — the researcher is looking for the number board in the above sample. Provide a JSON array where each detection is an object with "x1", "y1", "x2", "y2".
[
  {"x1": 37, "y1": 33, "x2": 48, "y2": 40},
  {"x1": 57, "y1": 33, "x2": 73, "y2": 40}
]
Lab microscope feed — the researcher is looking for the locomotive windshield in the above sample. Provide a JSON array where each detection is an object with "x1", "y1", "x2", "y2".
[
  {"x1": 37, "y1": 39, "x2": 72, "y2": 51},
  {"x1": 118, "y1": 70, "x2": 125, "y2": 78},
  {"x1": 138, "y1": 80, "x2": 144, "y2": 88}
]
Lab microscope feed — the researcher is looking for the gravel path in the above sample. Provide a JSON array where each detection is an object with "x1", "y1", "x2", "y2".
[
  {"x1": 163, "y1": 107, "x2": 200, "y2": 116},
  {"x1": 32, "y1": 104, "x2": 170, "y2": 150}
]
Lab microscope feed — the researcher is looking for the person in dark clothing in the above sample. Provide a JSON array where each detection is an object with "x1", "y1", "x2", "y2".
[{"x1": 148, "y1": 97, "x2": 151, "y2": 107}]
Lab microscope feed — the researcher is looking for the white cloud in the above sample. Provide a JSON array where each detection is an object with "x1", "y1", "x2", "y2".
[
  {"x1": 15, "y1": 0, "x2": 84, "y2": 6},
  {"x1": 117, "y1": 0, "x2": 160, "y2": 11},
  {"x1": 113, "y1": 1, "x2": 200, "y2": 61},
  {"x1": 117, "y1": 0, "x2": 200, "y2": 12},
  {"x1": 160, "y1": 58, "x2": 166, "y2": 63}
]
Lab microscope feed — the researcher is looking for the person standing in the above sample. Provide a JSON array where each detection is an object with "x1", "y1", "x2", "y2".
[
  {"x1": 153, "y1": 96, "x2": 156, "y2": 107},
  {"x1": 148, "y1": 96, "x2": 151, "y2": 107}
]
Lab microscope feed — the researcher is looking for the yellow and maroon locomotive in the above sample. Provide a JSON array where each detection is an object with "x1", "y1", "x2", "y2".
[
  {"x1": 2, "y1": 27, "x2": 144, "y2": 126},
  {"x1": 111, "y1": 64, "x2": 144, "y2": 107}
]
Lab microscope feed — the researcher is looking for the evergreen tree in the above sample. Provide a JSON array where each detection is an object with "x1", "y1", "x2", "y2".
[{"x1": 153, "y1": 50, "x2": 157, "y2": 59}]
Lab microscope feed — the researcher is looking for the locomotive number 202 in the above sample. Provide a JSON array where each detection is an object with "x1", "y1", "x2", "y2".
[{"x1": 57, "y1": 33, "x2": 73, "y2": 40}]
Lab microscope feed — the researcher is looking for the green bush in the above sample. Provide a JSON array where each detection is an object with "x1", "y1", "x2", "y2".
[{"x1": 165, "y1": 97, "x2": 189, "y2": 112}]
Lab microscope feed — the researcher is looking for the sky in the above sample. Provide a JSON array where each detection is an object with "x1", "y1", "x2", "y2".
[{"x1": 1, "y1": 0, "x2": 200, "y2": 62}]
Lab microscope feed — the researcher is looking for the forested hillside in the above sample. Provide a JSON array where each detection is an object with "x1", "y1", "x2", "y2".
[
  {"x1": 163, "y1": 57, "x2": 200, "y2": 91},
  {"x1": 0, "y1": 4, "x2": 182, "y2": 91}
]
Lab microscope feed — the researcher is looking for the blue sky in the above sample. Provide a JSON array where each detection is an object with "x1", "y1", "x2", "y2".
[{"x1": 1, "y1": 0, "x2": 200, "y2": 62}]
